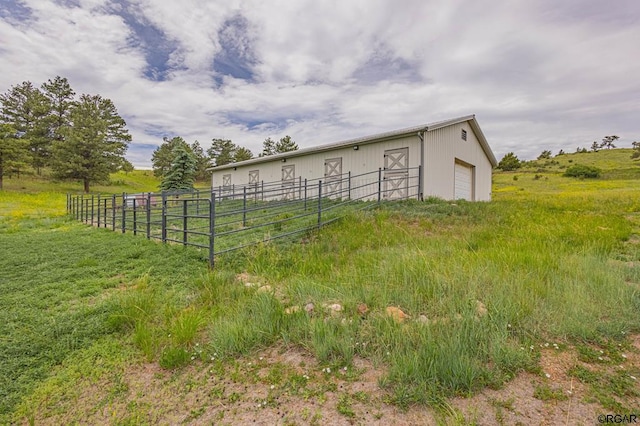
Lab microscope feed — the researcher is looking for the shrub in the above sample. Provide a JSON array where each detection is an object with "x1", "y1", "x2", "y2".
[{"x1": 563, "y1": 164, "x2": 602, "y2": 178}]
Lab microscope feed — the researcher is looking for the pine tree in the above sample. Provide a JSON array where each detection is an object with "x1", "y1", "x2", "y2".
[
  {"x1": 160, "y1": 145, "x2": 196, "y2": 192},
  {"x1": 151, "y1": 136, "x2": 191, "y2": 177},
  {"x1": 0, "y1": 123, "x2": 29, "y2": 189},
  {"x1": 0, "y1": 81, "x2": 52, "y2": 174},
  {"x1": 275, "y1": 135, "x2": 298, "y2": 153},
  {"x1": 51, "y1": 94, "x2": 131, "y2": 192}
]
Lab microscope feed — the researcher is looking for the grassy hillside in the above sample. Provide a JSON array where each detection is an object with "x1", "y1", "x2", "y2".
[{"x1": 1, "y1": 150, "x2": 639, "y2": 424}]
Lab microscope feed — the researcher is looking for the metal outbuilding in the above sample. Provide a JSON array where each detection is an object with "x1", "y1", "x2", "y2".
[{"x1": 209, "y1": 115, "x2": 497, "y2": 202}]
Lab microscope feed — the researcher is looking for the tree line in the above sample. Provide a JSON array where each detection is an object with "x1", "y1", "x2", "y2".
[
  {"x1": 497, "y1": 135, "x2": 639, "y2": 171},
  {"x1": 151, "y1": 135, "x2": 298, "y2": 191},
  {"x1": 0, "y1": 76, "x2": 132, "y2": 191}
]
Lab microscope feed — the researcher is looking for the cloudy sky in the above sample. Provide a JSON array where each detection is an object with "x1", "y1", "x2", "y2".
[{"x1": 1, "y1": 0, "x2": 639, "y2": 167}]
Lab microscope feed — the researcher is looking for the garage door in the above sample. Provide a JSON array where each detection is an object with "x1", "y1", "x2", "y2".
[{"x1": 454, "y1": 162, "x2": 473, "y2": 201}]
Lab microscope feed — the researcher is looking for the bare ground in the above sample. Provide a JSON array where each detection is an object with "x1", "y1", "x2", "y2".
[{"x1": 20, "y1": 336, "x2": 640, "y2": 425}]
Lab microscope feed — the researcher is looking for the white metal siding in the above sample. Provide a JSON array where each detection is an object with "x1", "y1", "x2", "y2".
[
  {"x1": 210, "y1": 118, "x2": 494, "y2": 202},
  {"x1": 211, "y1": 135, "x2": 421, "y2": 195},
  {"x1": 423, "y1": 123, "x2": 493, "y2": 201},
  {"x1": 454, "y1": 162, "x2": 473, "y2": 201}
]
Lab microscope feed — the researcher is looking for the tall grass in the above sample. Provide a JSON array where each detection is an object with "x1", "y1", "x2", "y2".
[{"x1": 2, "y1": 148, "x2": 640, "y2": 421}]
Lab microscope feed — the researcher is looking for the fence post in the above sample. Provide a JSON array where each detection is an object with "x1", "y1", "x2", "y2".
[
  {"x1": 183, "y1": 199, "x2": 188, "y2": 245},
  {"x1": 146, "y1": 193, "x2": 151, "y2": 239},
  {"x1": 318, "y1": 180, "x2": 322, "y2": 226},
  {"x1": 304, "y1": 178, "x2": 308, "y2": 210},
  {"x1": 161, "y1": 192, "x2": 167, "y2": 243},
  {"x1": 133, "y1": 198, "x2": 137, "y2": 236},
  {"x1": 90, "y1": 195, "x2": 94, "y2": 225},
  {"x1": 209, "y1": 192, "x2": 216, "y2": 268},
  {"x1": 97, "y1": 194, "x2": 101, "y2": 227},
  {"x1": 377, "y1": 168, "x2": 382, "y2": 204},
  {"x1": 196, "y1": 189, "x2": 200, "y2": 215},
  {"x1": 121, "y1": 193, "x2": 126, "y2": 234},
  {"x1": 66, "y1": 194, "x2": 70, "y2": 214},
  {"x1": 243, "y1": 187, "x2": 247, "y2": 227},
  {"x1": 112, "y1": 195, "x2": 116, "y2": 231},
  {"x1": 418, "y1": 165, "x2": 423, "y2": 200},
  {"x1": 103, "y1": 198, "x2": 107, "y2": 228},
  {"x1": 80, "y1": 195, "x2": 84, "y2": 223},
  {"x1": 261, "y1": 181, "x2": 264, "y2": 201},
  {"x1": 348, "y1": 171, "x2": 351, "y2": 200},
  {"x1": 298, "y1": 176, "x2": 302, "y2": 200}
]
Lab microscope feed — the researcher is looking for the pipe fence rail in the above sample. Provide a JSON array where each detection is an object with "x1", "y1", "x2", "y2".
[{"x1": 67, "y1": 166, "x2": 422, "y2": 267}]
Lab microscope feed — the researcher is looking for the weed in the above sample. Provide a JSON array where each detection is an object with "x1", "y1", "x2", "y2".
[
  {"x1": 336, "y1": 393, "x2": 355, "y2": 418},
  {"x1": 533, "y1": 384, "x2": 568, "y2": 401}
]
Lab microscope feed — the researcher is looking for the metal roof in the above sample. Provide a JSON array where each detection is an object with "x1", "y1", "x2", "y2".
[{"x1": 209, "y1": 114, "x2": 497, "y2": 171}]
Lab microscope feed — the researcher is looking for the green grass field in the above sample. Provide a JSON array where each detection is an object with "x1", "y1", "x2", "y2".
[{"x1": 1, "y1": 153, "x2": 639, "y2": 423}]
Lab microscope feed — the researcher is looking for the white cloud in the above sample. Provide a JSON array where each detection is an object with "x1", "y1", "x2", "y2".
[{"x1": 1, "y1": 0, "x2": 639, "y2": 167}]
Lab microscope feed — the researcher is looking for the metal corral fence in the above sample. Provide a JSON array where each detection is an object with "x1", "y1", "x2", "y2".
[{"x1": 67, "y1": 166, "x2": 422, "y2": 267}]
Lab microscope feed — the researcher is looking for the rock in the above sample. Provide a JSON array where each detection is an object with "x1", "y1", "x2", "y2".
[
  {"x1": 357, "y1": 303, "x2": 369, "y2": 316},
  {"x1": 285, "y1": 306, "x2": 300, "y2": 314},
  {"x1": 386, "y1": 306, "x2": 410, "y2": 322},
  {"x1": 257, "y1": 285, "x2": 272, "y2": 293},
  {"x1": 454, "y1": 313, "x2": 463, "y2": 321},
  {"x1": 327, "y1": 303, "x2": 343, "y2": 312},
  {"x1": 417, "y1": 314, "x2": 429, "y2": 324},
  {"x1": 304, "y1": 303, "x2": 315, "y2": 313},
  {"x1": 475, "y1": 300, "x2": 488, "y2": 317}
]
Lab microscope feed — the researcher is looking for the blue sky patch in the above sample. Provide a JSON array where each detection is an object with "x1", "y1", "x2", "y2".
[
  {"x1": 213, "y1": 13, "x2": 257, "y2": 81},
  {"x1": 107, "y1": 0, "x2": 179, "y2": 81},
  {"x1": 0, "y1": 0, "x2": 33, "y2": 24},
  {"x1": 353, "y1": 50, "x2": 423, "y2": 84}
]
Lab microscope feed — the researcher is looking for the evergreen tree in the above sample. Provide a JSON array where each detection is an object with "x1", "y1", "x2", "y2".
[
  {"x1": 631, "y1": 141, "x2": 640, "y2": 160},
  {"x1": 591, "y1": 141, "x2": 600, "y2": 152},
  {"x1": 260, "y1": 137, "x2": 276, "y2": 157},
  {"x1": 537, "y1": 150, "x2": 551, "y2": 160},
  {"x1": 275, "y1": 135, "x2": 298, "y2": 153},
  {"x1": 160, "y1": 145, "x2": 196, "y2": 191},
  {"x1": 497, "y1": 152, "x2": 521, "y2": 171},
  {"x1": 600, "y1": 135, "x2": 618, "y2": 149},
  {"x1": 208, "y1": 138, "x2": 236, "y2": 166},
  {"x1": 0, "y1": 123, "x2": 29, "y2": 189},
  {"x1": 151, "y1": 136, "x2": 190, "y2": 177},
  {"x1": 41, "y1": 76, "x2": 75, "y2": 143},
  {"x1": 51, "y1": 94, "x2": 131, "y2": 192},
  {"x1": 260, "y1": 135, "x2": 298, "y2": 156},
  {"x1": 0, "y1": 81, "x2": 52, "y2": 174},
  {"x1": 234, "y1": 146, "x2": 253, "y2": 162},
  {"x1": 190, "y1": 140, "x2": 210, "y2": 180}
]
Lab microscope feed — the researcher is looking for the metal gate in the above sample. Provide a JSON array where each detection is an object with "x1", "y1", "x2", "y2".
[
  {"x1": 281, "y1": 165, "x2": 295, "y2": 200},
  {"x1": 383, "y1": 147, "x2": 409, "y2": 199},
  {"x1": 324, "y1": 157, "x2": 342, "y2": 198}
]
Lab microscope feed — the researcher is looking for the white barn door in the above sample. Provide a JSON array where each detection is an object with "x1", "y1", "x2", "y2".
[
  {"x1": 324, "y1": 157, "x2": 342, "y2": 198},
  {"x1": 454, "y1": 161, "x2": 474, "y2": 201},
  {"x1": 281, "y1": 165, "x2": 295, "y2": 200},
  {"x1": 383, "y1": 147, "x2": 409, "y2": 200}
]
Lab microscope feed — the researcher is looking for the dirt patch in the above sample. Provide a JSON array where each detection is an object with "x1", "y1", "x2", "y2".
[{"x1": 21, "y1": 339, "x2": 640, "y2": 425}]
